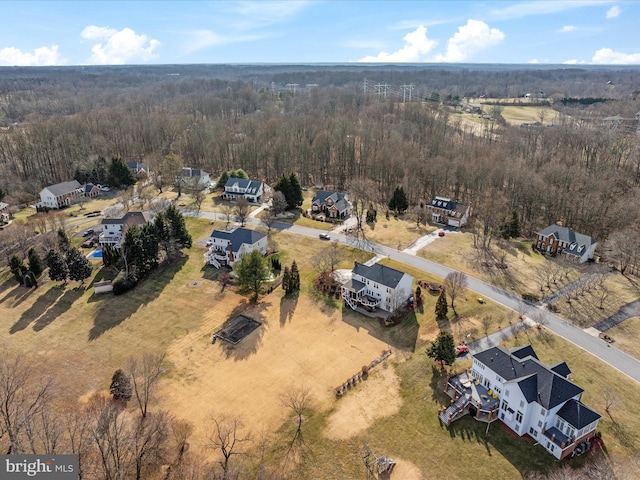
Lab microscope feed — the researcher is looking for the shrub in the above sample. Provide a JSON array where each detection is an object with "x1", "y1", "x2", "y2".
[
  {"x1": 521, "y1": 292, "x2": 540, "y2": 302},
  {"x1": 112, "y1": 274, "x2": 137, "y2": 295}
]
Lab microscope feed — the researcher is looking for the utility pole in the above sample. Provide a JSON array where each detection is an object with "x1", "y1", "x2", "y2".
[
  {"x1": 286, "y1": 83, "x2": 299, "y2": 94},
  {"x1": 401, "y1": 84, "x2": 415, "y2": 102},
  {"x1": 374, "y1": 83, "x2": 389, "y2": 99}
]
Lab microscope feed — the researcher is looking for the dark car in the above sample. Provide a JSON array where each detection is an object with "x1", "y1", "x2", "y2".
[
  {"x1": 82, "y1": 228, "x2": 94, "y2": 237},
  {"x1": 319, "y1": 232, "x2": 330, "y2": 240}
]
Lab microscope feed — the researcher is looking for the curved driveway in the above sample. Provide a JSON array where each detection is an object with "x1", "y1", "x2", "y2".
[{"x1": 187, "y1": 209, "x2": 640, "y2": 384}]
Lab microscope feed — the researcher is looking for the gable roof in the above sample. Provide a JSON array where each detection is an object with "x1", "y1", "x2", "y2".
[
  {"x1": 550, "y1": 361, "x2": 572, "y2": 378},
  {"x1": 127, "y1": 161, "x2": 149, "y2": 172},
  {"x1": 83, "y1": 183, "x2": 99, "y2": 194},
  {"x1": 180, "y1": 167, "x2": 209, "y2": 178},
  {"x1": 210, "y1": 227, "x2": 266, "y2": 253},
  {"x1": 537, "y1": 225, "x2": 596, "y2": 256},
  {"x1": 557, "y1": 399, "x2": 601, "y2": 429},
  {"x1": 428, "y1": 196, "x2": 468, "y2": 217},
  {"x1": 312, "y1": 190, "x2": 349, "y2": 212},
  {"x1": 510, "y1": 345, "x2": 539, "y2": 360},
  {"x1": 224, "y1": 178, "x2": 263, "y2": 194},
  {"x1": 101, "y1": 211, "x2": 151, "y2": 226},
  {"x1": 352, "y1": 262, "x2": 411, "y2": 289},
  {"x1": 474, "y1": 345, "x2": 584, "y2": 410},
  {"x1": 43, "y1": 180, "x2": 82, "y2": 197}
]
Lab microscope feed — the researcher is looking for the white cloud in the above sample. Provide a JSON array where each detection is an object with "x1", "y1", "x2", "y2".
[
  {"x1": 527, "y1": 59, "x2": 539, "y2": 64},
  {"x1": 434, "y1": 20, "x2": 505, "y2": 62},
  {"x1": 0, "y1": 45, "x2": 64, "y2": 66},
  {"x1": 227, "y1": 1, "x2": 311, "y2": 30},
  {"x1": 358, "y1": 26, "x2": 436, "y2": 62},
  {"x1": 592, "y1": 48, "x2": 640, "y2": 64},
  {"x1": 81, "y1": 26, "x2": 160, "y2": 64},
  {"x1": 606, "y1": 5, "x2": 620, "y2": 19},
  {"x1": 491, "y1": 1, "x2": 612, "y2": 20},
  {"x1": 563, "y1": 59, "x2": 578, "y2": 64},
  {"x1": 184, "y1": 30, "x2": 265, "y2": 53},
  {"x1": 559, "y1": 25, "x2": 577, "y2": 33}
]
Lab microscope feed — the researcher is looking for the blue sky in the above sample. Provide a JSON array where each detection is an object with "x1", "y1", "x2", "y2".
[{"x1": 1, "y1": 1, "x2": 639, "y2": 66}]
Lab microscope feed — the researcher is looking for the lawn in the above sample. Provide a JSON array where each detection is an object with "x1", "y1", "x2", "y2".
[{"x1": 602, "y1": 316, "x2": 640, "y2": 361}]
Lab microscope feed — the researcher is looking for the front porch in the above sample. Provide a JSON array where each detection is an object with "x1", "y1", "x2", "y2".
[{"x1": 439, "y1": 371, "x2": 500, "y2": 426}]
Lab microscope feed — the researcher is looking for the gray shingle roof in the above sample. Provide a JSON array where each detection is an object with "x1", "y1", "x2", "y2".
[
  {"x1": 474, "y1": 345, "x2": 584, "y2": 409},
  {"x1": 537, "y1": 225, "x2": 596, "y2": 256},
  {"x1": 224, "y1": 178, "x2": 262, "y2": 195},
  {"x1": 352, "y1": 262, "x2": 410, "y2": 289},
  {"x1": 557, "y1": 399, "x2": 601, "y2": 430},
  {"x1": 101, "y1": 211, "x2": 150, "y2": 226},
  {"x1": 44, "y1": 180, "x2": 82, "y2": 197},
  {"x1": 312, "y1": 190, "x2": 349, "y2": 213},
  {"x1": 210, "y1": 227, "x2": 266, "y2": 253}
]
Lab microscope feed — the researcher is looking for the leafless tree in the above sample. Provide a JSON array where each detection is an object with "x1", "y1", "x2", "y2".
[
  {"x1": 259, "y1": 210, "x2": 275, "y2": 234},
  {"x1": 603, "y1": 228, "x2": 640, "y2": 275},
  {"x1": 207, "y1": 414, "x2": 251, "y2": 480},
  {"x1": 221, "y1": 204, "x2": 233, "y2": 229},
  {"x1": 62, "y1": 406, "x2": 93, "y2": 480},
  {"x1": 149, "y1": 197, "x2": 172, "y2": 215},
  {"x1": 233, "y1": 198, "x2": 251, "y2": 227},
  {"x1": 23, "y1": 406, "x2": 64, "y2": 455},
  {"x1": 169, "y1": 417, "x2": 193, "y2": 466},
  {"x1": 187, "y1": 179, "x2": 208, "y2": 214},
  {"x1": 311, "y1": 242, "x2": 343, "y2": 275},
  {"x1": 280, "y1": 385, "x2": 310, "y2": 453},
  {"x1": 270, "y1": 191, "x2": 288, "y2": 217},
  {"x1": 0, "y1": 354, "x2": 52, "y2": 454},
  {"x1": 444, "y1": 271, "x2": 468, "y2": 316},
  {"x1": 480, "y1": 315, "x2": 492, "y2": 337},
  {"x1": 131, "y1": 411, "x2": 169, "y2": 480},
  {"x1": 126, "y1": 353, "x2": 166, "y2": 419}
]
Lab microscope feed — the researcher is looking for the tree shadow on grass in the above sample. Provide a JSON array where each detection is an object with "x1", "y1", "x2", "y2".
[
  {"x1": 340, "y1": 309, "x2": 419, "y2": 352},
  {"x1": 1, "y1": 282, "x2": 34, "y2": 308},
  {"x1": 88, "y1": 256, "x2": 187, "y2": 341},
  {"x1": 279, "y1": 293, "x2": 299, "y2": 327},
  {"x1": 33, "y1": 286, "x2": 85, "y2": 331},
  {"x1": 216, "y1": 300, "x2": 270, "y2": 361},
  {"x1": 430, "y1": 364, "x2": 450, "y2": 404},
  {"x1": 11, "y1": 285, "x2": 65, "y2": 334}
]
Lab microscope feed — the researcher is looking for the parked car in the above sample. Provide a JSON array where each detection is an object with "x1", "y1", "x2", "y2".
[
  {"x1": 438, "y1": 231, "x2": 445, "y2": 237},
  {"x1": 455, "y1": 344, "x2": 470, "y2": 356},
  {"x1": 100, "y1": 185, "x2": 110, "y2": 192},
  {"x1": 205, "y1": 239, "x2": 213, "y2": 247},
  {"x1": 82, "y1": 228, "x2": 94, "y2": 237},
  {"x1": 319, "y1": 232, "x2": 330, "y2": 240}
]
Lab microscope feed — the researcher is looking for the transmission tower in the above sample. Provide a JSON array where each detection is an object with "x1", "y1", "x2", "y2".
[
  {"x1": 401, "y1": 84, "x2": 415, "y2": 102},
  {"x1": 374, "y1": 83, "x2": 389, "y2": 99}
]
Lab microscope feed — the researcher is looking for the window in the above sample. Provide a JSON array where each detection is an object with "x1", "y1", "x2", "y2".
[
  {"x1": 520, "y1": 400, "x2": 525, "y2": 408},
  {"x1": 537, "y1": 420, "x2": 543, "y2": 428},
  {"x1": 516, "y1": 411, "x2": 523, "y2": 423},
  {"x1": 501, "y1": 401, "x2": 509, "y2": 411},
  {"x1": 484, "y1": 378, "x2": 491, "y2": 388},
  {"x1": 505, "y1": 390, "x2": 510, "y2": 397},
  {"x1": 566, "y1": 426, "x2": 575, "y2": 438},
  {"x1": 540, "y1": 407, "x2": 546, "y2": 416},
  {"x1": 556, "y1": 418, "x2": 565, "y2": 431},
  {"x1": 530, "y1": 427, "x2": 538, "y2": 437}
]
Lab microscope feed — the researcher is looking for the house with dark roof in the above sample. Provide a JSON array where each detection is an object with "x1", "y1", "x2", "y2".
[
  {"x1": 311, "y1": 190, "x2": 351, "y2": 219},
  {"x1": 205, "y1": 227, "x2": 267, "y2": 268},
  {"x1": 99, "y1": 211, "x2": 153, "y2": 248},
  {"x1": 127, "y1": 161, "x2": 151, "y2": 178},
  {"x1": 177, "y1": 167, "x2": 210, "y2": 189},
  {"x1": 536, "y1": 224, "x2": 597, "y2": 263},
  {"x1": 83, "y1": 183, "x2": 101, "y2": 199},
  {"x1": 222, "y1": 178, "x2": 264, "y2": 203},
  {"x1": 38, "y1": 180, "x2": 83, "y2": 209},
  {"x1": 425, "y1": 196, "x2": 471, "y2": 227},
  {"x1": 341, "y1": 262, "x2": 413, "y2": 313},
  {"x1": 440, "y1": 345, "x2": 600, "y2": 460}
]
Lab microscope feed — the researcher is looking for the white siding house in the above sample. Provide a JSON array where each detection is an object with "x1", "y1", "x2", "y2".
[
  {"x1": 99, "y1": 212, "x2": 153, "y2": 248},
  {"x1": 39, "y1": 180, "x2": 82, "y2": 209},
  {"x1": 222, "y1": 178, "x2": 264, "y2": 203},
  {"x1": 341, "y1": 262, "x2": 413, "y2": 313},
  {"x1": 204, "y1": 228, "x2": 267, "y2": 268}
]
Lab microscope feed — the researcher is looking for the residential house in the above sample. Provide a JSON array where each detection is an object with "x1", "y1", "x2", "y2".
[
  {"x1": 39, "y1": 180, "x2": 82, "y2": 209},
  {"x1": 536, "y1": 225, "x2": 597, "y2": 263},
  {"x1": 311, "y1": 190, "x2": 351, "y2": 219},
  {"x1": 425, "y1": 196, "x2": 471, "y2": 227},
  {"x1": 0, "y1": 201, "x2": 10, "y2": 224},
  {"x1": 83, "y1": 183, "x2": 101, "y2": 199},
  {"x1": 204, "y1": 227, "x2": 267, "y2": 268},
  {"x1": 177, "y1": 167, "x2": 210, "y2": 189},
  {"x1": 99, "y1": 211, "x2": 153, "y2": 248},
  {"x1": 223, "y1": 178, "x2": 264, "y2": 203},
  {"x1": 341, "y1": 262, "x2": 413, "y2": 313},
  {"x1": 440, "y1": 345, "x2": 600, "y2": 460},
  {"x1": 126, "y1": 161, "x2": 151, "y2": 178}
]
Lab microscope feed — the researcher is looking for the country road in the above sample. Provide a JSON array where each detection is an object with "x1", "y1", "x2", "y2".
[{"x1": 183, "y1": 208, "x2": 640, "y2": 384}]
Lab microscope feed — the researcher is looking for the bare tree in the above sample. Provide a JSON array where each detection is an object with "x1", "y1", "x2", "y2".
[
  {"x1": 233, "y1": 198, "x2": 251, "y2": 227},
  {"x1": 480, "y1": 315, "x2": 492, "y2": 337},
  {"x1": 187, "y1": 179, "x2": 207, "y2": 214},
  {"x1": 280, "y1": 385, "x2": 310, "y2": 453},
  {"x1": 270, "y1": 191, "x2": 288, "y2": 217},
  {"x1": 131, "y1": 411, "x2": 169, "y2": 480},
  {"x1": 311, "y1": 242, "x2": 343, "y2": 275},
  {"x1": 170, "y1": 417, "x2": 193, "y2": 466},
  {"x1": 259, "y1": 210, "x2": 275, "y2": 234},
  {"x1": 23, "y1": 406, "x2": 64, "y2": 455},
  {"x1": 207, "y1": 414, "x2": 251, "y2": 480},
  {"x1": 444, "y1": 271, "x2": 468, "y2": 316},
  {"x1": 62, "y1": 406, "x2": 93, "y2": 480},
  {"x1": 221, "y1": 204, "x2": 233, "y2": 229},
  {"x1": 126, "y1": 353, "x2": 166, "y2": 419}
]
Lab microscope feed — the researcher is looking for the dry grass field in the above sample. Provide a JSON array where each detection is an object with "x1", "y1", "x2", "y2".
[{"x1": 606, "y1": 317, "x2": 640, "y2": 361}]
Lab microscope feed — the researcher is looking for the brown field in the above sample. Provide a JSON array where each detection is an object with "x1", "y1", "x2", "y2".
[{"x1": 601, "y1": 316, "x2": 640, "y2": 360}]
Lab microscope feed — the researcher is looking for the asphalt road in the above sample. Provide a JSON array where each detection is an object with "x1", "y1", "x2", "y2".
[{"x1": 186, "y1": 209, "x2": 640, "y2": 384}]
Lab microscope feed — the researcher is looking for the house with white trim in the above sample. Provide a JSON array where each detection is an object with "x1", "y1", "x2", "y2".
[
  {"x1": 0, "y1": 201, "x2": 10, "y2": 224},
  {"x1": 440, "y1": 345, "x2": 600, "y2": 460},
  {"x1": 39, "y1": 180, "x2": 82, "y2": 209},
  {"x1": 99, "y1": 211, "x2": 153, "y2": 248},
  {"x1": 341, "y1": 262, "x2": 413, "y2": 313},
  {"x1": 177, "y1": 167, "x2": 210, "y2": 189},
  {"x1": 222, "y1": 178, "x2": 264, "y2": 203},
  {"x1": 311, "y1": 190, "x2": 351, "y2": 219},
  {"x1": 204, "y1": 227, "x2": 267, "y2": 268},
  {"x1": 536, "y1": 225, "x2": 597, "y2": 263},
  {"x1": 425, "y1": 196, "x2": 471, "y2": 228}
]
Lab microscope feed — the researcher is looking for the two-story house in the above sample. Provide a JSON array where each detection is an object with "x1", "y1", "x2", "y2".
[
  {"x1": 177, "y1": 167, "x2": 210, "y2": 189},
  {"x1": 311, "y1": 190, "x2": 351, "y2": 219},
  {"x1": 39, "y1": 180, "x2": 83, "y2": 209},
  {"x1": 222, "y1": 178, "x2": 264, "y2": 203},
  {"x1": 204, "y1": 227, "x2": 267, "y2": 268},
  {"x1": 99, "y1": 212, "x2": 153, "y2": 248},
  {"x1": 441, "y1": 345, "x2": 600, "y2": 460},
  {"x1": 536, "y1": 225, "x2": 597, "y2": 263},
  {"x1": 83, "y1": 183, "x2": 101, "y2": 199},
  {"x1": 425, "y1": 196, "x2": 471, "y2": 228},
  {"x1": 341, "y1": 262, "x2": 413, "y2": 313},
  {"x1": 126, "y1": 161, "x2": 151, "y2": 178}
]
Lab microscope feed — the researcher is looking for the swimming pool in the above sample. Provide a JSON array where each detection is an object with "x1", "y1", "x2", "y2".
[{"x1": 88, "y1": 250, "x2": 103, "y2": 259}]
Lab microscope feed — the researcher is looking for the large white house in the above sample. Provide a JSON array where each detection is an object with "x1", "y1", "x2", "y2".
[
  {"x1": 39, "y1": 180, "x2": 82, "y2": 209},
  {"x1": 222, "y1": 178, "x2": 264, "y2": 203},
  {"x1": 204, "y1": 227, "x2": 267, "y2": 268},
  {"x1": 341, "y1": 262, "x2": 413, "y2": 313},
  {"x1": 99, "y1": 212, "x2": 153, "y2": 248},
  {"x1": 441, "y1": 345, "x2": 601, "y2": 460}
]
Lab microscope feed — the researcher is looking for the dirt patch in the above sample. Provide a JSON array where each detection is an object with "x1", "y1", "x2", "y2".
[
  {"x1": 323, "y1": 364, "x2": 401, "y2": 440},
  {"x1": 383, "y1": 457, "x2": 422, "y2": 480}
]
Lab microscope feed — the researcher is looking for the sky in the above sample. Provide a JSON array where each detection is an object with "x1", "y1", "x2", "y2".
[{"x1": 1, "y1": 1, "x2": 639, "y2": 66}]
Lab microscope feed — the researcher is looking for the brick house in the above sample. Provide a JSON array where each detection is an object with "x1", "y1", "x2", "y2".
[{"x1": 536, "y1": 225, "x2": 597, "y2": 263}]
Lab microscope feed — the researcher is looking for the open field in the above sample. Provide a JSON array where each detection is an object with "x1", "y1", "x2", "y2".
[{"x1": 606, "y1": 317, "x2": 640, "y2": 361}]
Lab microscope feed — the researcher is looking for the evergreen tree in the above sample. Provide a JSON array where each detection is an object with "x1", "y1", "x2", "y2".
[
  {"x1": 388, "y1": 186, "x2": 409, "y2": 213},
  {"x1": 273, "y1": 174, "x2": 293, "y2": 209},
  {"x1": 288, "y1": 173, "x2": 304, "y2": 209},
  {"x1": 139, "y1": 222, "x2": 159, "y2": 274},
  {"x1": 28, "y1": 248, "x2": 44, "y2": 277},
  {"x1": 216, "y1": 170, "x2": 230, "y2": 189},
  {"x1": 165, "y1": 204, "x2": 192, "y2": 249},
  {"x1": 415, "y1": 285, "x2": 422, "y2": 305},
  {"x1": 509, "y1": 210, "x2": 520, "y2": 238},
  {"x1": 9, "y1": 255, "x2": 26, "y2": 283},
  {"x1": 282, "y1": 266, "x2": 291, "y2": 294},
  {"x1": 109, "y1": 369, "x2": 133, "y2": 401},
  {"x1": 66, "y1": 247, "x2": 93, "y2": 284},
  {"x1": 230, "y1": 168, "x2": 248, "y2": 179},
  {"x1": 46, "y1": 249, "x2": 69, "y2": 285},
  {"x1": 234, "y1": 250, "x2": 270, "y2": 302},
  {"x1": 121, "y1": 225, "x2": 144, "y2": 280},
  {"x1": 290, "y1": 260, "x2": 300, "y2": 293},
  {"x1": 57, "y1": 228, "x2": 70, "y2": 253},
  {"x1": 102, "y1": 245, "x2": 121, "y2": 269},
  {"x1": 435, "y1": 290, "x2": 448, "y2": 319},
  {"x1": 426, "y1": 330, "x2": 456, "y2": 368},
  {"x1": 24, "y1": 270, "x2": 38, "y2": 288},
  {"x1": 108, "y1": 156, "x2": 136, "y2": 188}
]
